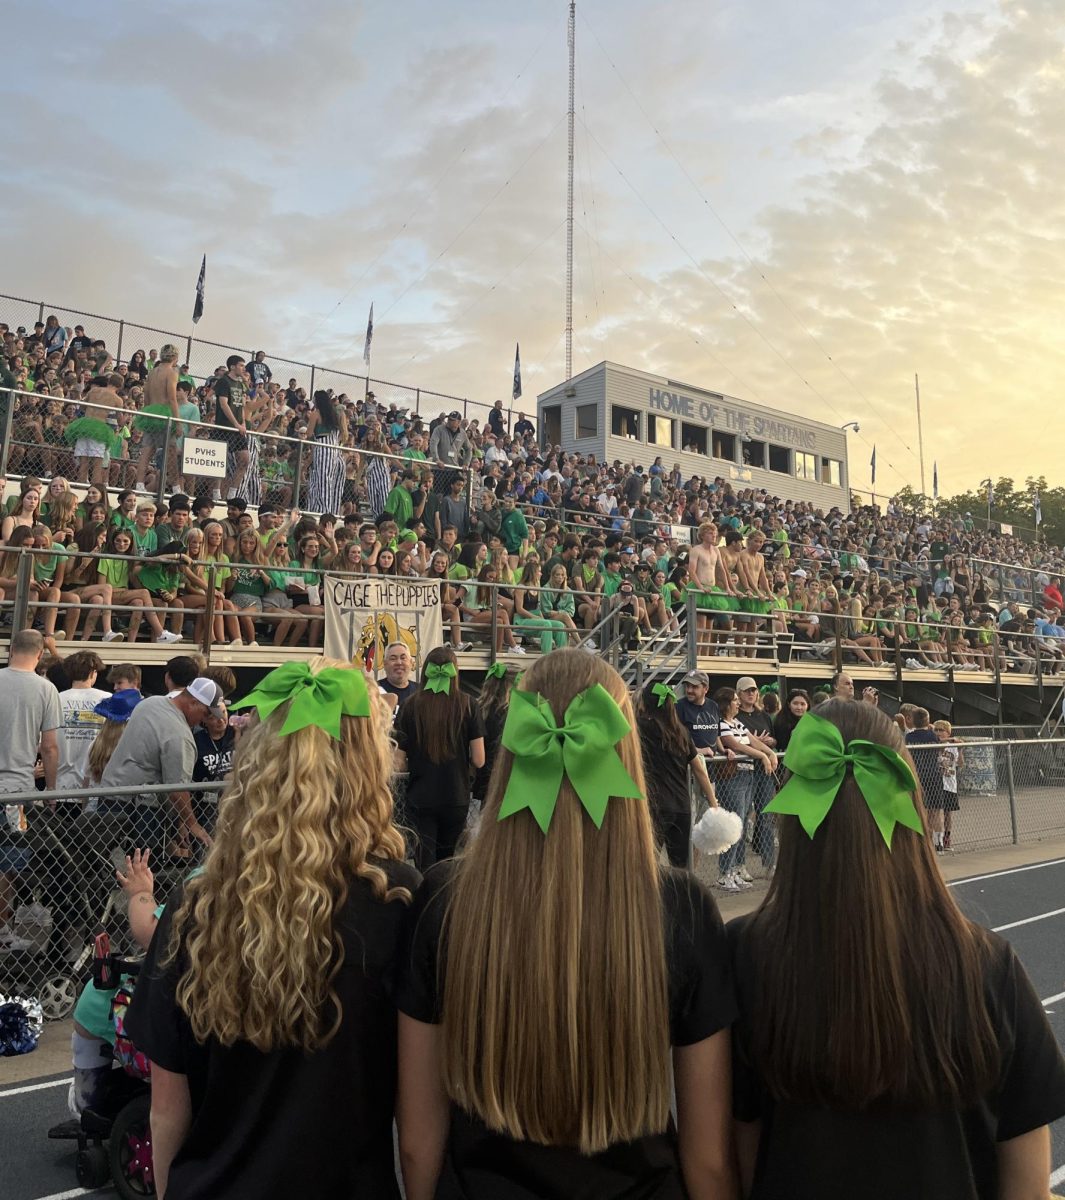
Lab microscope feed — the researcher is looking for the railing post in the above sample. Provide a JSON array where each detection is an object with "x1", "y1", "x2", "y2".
[
  {"x1": 1004, "y1": 742, "x2": 1019, "y2": 845},
  {"x1": 37, "y1": 301, "x2": 45, "y2": 325},
  {"x1": 490, "y1": 584, "x2": 498, "y2": 654},
  {"x1": 201, "y1": 568, "x2": 217, "y2": 660},
  {"x1": 685, "y1": 591, "x2": 698, "y2": 669},
  {"x1": 11, "y1": 550, "x2": 32, "y2": 632},
  {"x1": 116, "y1": 319, "x2": 125, "y2": 365},
  {"x1": 293, "y1": 437, "x2": 306, "y2": 509},
  {"x1": 0, "y1": 380, "x2": 17, "y2": 476},
  {"x1": 186, "y1": 333, "x2": 193, "y2": 366},
  {"x1": 309, "y1": 365, "x2": 315, "y2": 398},
  {"x1": 156, "y1": 416, "x2": 174, "y2": 508}
]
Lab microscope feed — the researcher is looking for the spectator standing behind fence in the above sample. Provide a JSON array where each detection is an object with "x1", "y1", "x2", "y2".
[
  {"x1": 55, "y1": 651, "x2": 109, "y2": 796},
  {"x1": 428, "y1": 410, "x2": 473, "y2": 494},
  {"x1": 127, "y1": 659, "x2": 418, "y2": 1199},
  {"x1": 378, "y1": 642, "x2": 418, "y2": 712},
  {"x1": 0, "y1": 631, "x2": 60, "y2": 951},
  {"x1": 304, "y1": 389, "x2": 348, "y2": 515},
  {"x1": 214, "y1": 354, "x2": 250, "y2": 502},
  {"x1": 714, "y1": 687, "x2": 777, "y2": 894},
  {"x1": 735, "y1": 676, "x2": 778, "y2": 875},
  {"x1": 729, "y1": 702, "x2": 1065, "y2": 1198},
  {"x1": 133, "y1": 345, "x2": 182, "y2": 495},
  {"x1": 932, "y1": 719, "x2": 963, "y2": 853},
  {"x1": 394, "y1": 650, "x2": 735, "y2": 1200},
  {"x1": 905, "y1": 707, "x2": 944, "y2": 846},
  {"x1": 393, "y1": 646, "x2": 485, "y2": 871},
  {"x1": 99, "y1": 676, "x2": 224, "y2": 857}
]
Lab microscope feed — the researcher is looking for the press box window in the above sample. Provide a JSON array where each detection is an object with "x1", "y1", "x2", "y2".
[
  {"x1": 681, "y1": 423, "x2": 707, "y2": 454},
  {"x1": 712, "y1": 432, "x2": 737, "y2": 462},
  {"x1": 743, "y1": 439, "x2": 767, "y2": 469},
  {"x1": 611, "y1": 405, "x2": 640, "y2": 440},
  {"x1": 575, "y1": 404, "x2": 598, "y2": 439},
  {"x1": 821, "y1": 457, "x2": 842, "y2": 486},
  {"x1": 768, "y1": 444, "x2": 790, "y2": 473},
  {"x1": 647, "y1": 414, "x2": 674, "y2": 449},
  {"x1": 795, "y1": 451, "x2": 818, "y2": 482}
]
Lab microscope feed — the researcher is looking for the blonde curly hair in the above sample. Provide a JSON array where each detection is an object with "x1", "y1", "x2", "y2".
[{"x1": 167, "y1": 658, "x2": 409, "y2": 1052}]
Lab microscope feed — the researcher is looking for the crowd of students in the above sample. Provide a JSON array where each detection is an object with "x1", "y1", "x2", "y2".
[{"x1": 64, "y1": 648, "x2": 1060, "y2": 1200}]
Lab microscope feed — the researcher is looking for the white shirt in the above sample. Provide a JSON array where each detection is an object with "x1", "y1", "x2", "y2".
[{"x1": 56, "y1": 686, "x2": 110, "y2": 791}]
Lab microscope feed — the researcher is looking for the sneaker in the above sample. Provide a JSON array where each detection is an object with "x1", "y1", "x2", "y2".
[
  {"x1": 732, "y1": 874, "x2": 754, "y2": 890},
  {"x1": 155, "y1": 631, "x2": 183, "y2": 644},
  {"x1": 455, "y1": 641, "x2": 473, "y2": 652},
  {"x1": 230, "y1": 637, "x2": 243, "y2": 647},
  {"x1": 736, "y1": 866, "x2": 754, "y2": 883},
  {"x1": 583, "y1": 638, "x2": 598, "y2": 651},
  {"x1": 226, "y1": 487, "x2": 237, "y2": 500},
  {"x1": 52, "y1": 631, "x2": 66, "y2": 641},
  {"x1": 134, "y1": 483, "x2": 147, "y2": 493},
  {"x1": 247, "y1": 640, "x2": 259, "y2": 648},
  {"x1": 102, "y1": 631, "x2": 125, "y2": 643},
  {"x1": 510, "y1": 645, "x2": 527, "y2": 656},
  {"x1": 211, "y1": 488, "x2": 221, "y2": 502},
  {"x1": 716, "y1": 875, "x2": 741, "y2": 892}
]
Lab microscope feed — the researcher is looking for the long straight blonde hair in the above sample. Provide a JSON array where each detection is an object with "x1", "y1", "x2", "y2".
[
  {"x1": 167, "y1": 658, "x2": 410, "y2": 1052},
  {"x1": 441, "y1": 648, "x2": 670, "y2": 1154}
]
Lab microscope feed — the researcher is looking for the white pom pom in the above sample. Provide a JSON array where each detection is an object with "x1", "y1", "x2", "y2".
[{"x1": 691, "y1": 807, "x2": 744, "y2": 855}]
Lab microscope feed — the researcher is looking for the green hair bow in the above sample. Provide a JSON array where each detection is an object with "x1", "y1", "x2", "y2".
[
  {"x1": 424, "y1": 660, "x2": 457, "y2": 695},
  {"x1": 760, "y1": 682, "x2": 779, "y2": 696},
  {"x1": 486, "y1": 661, "x2": 508, "y2": 680},
  {"x1": 651, "y1": 682, "x2": 675, "y2": 707},
  {"x1": 498, "y1": 685, "x2": 643, "y2": 834},
  {"x1": 230, "y1": 661, "x2": 370, "y2": 739},
  {"x1": 766, "y1": 711, "x2": 923, "y2": 848}
]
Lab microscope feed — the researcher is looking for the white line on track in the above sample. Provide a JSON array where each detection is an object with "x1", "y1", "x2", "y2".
[
  {"x1": 992, "y1": 906, "x2": 1065, "y2": 933},
  {"x1": 28, "y1": 1188, "x2": 107, "y2": 1200},
  {"x1": 949, "y1": 857, "x2": 1065, "y2": 886},
  {"x1": 1050, "y1": 1163, "x2": 1065, "y2": 1187},
  {"x1": 1043, "y1": 991, "x2": 1065, "y2": 1008},
  {"x1": 0, "y1": 1076, "x2": 68, "y2": 1099}
]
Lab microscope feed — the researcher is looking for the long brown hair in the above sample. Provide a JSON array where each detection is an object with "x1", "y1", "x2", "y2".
[
  {"x1": 441, "y1": 649, "x2": 670, "y2": 1153},
  {"x1": 635, "y1": 678, "x2": 689, "y2": 760},
  {"x1": 747, "y1": 699, "x2": 999, "y2": 1110},
  {"x1": 404, "y1": 644, "x2": 470, "y2": 764}
]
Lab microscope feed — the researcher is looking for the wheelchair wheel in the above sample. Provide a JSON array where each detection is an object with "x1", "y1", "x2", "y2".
[
  {"x1": 109, "y1": 1092, "x2": 155, "y2": 1198},
  {"x1": 39, "y1": 973, "x2": 79, "y2": 1020},
  {"x1": 75, "y1": 1143, "x2": 110, "y2": 1188}
]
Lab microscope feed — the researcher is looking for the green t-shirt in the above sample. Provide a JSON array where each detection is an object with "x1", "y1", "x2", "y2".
[
  {"x1": 231, "y1": 563, "x2": 267, "y2": 596},
  {"x1": 33, "y1": 545, "x2": 67, "y2": 584},
  {"x1": 602, "y1": 569, "x2": 623, "y2": 598},
  {"x1": 384, "y1": 485, "x2": 414, "y2": 530},
  {"x1": 98, "y1": 555, "x2": 131, "y2": 589},
  {"x1": 138, "y1": 559, "x2": 180, "y2": 595},
  {"x1": 500, "y1": 509, "x2": 529, "y2": 554},
  {"x1": 131, "y1": 526, "x2": 158, "y2": 556}
]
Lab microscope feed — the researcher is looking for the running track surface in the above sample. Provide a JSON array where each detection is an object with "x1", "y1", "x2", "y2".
[{"x1": 2, "y1": 858, "x2": 1065, "y2": 1200}]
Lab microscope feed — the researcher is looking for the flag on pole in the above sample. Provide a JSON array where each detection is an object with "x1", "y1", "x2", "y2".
[
  {"x1": 932, "y1": 461, "x2": 938, "y2": 500},
  {"x1": 512, "y1": 343, "x2": 522, "y2": 401},
  {"x1": 362, "y1": 302, "x2": 374, "y2": 366},
  {"x1": 192, "y1": 255, "x2": 206, "y2": 324},
  {"x1": 1034, "y1": 492, "x2": 1042, "y2": 526},
  {"x1": 870, "y1": 445, "x2": 877, "y2": 487}
]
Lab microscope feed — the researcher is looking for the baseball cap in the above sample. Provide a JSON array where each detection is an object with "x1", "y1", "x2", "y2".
[
  {"x1": 448, "y1": 410, "x2": 462, "y2": 419},
  {"x1": 790, "y1": 567, "x2": 808, "y2": 578},
  {"x1": 736, "y1": 676, "x2": 758, "y2": 692},
  {"x1": 683, "y1": 669, "x2": 709, "y2": 686},
  {"x1": 184, "y1": 677, "x2": 225, "y2": 717},
  {"x1": 93, "y1": 689, "x2": 143, "y2": 723}
]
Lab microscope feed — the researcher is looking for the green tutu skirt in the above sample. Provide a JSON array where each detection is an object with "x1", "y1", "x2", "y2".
[
  {"x1": 132, "y1": 403, "x2": 173, "y2": 437},
  {"x1": 739, "y1": 597, "x2": 771, "y2": 615},
  {"x1": 695, "y1": 588, "x2": 735, "y2": 612},
  {"x1": 64, "y1": 417, "x2": 123, "y2": 458}
]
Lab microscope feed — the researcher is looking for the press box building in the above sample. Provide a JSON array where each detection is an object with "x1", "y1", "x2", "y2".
[{"x1": 537, "y1": 362, "x2": 851, "y2": 509}]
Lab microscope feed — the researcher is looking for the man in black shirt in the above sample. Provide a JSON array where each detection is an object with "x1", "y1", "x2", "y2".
[
  {"x1": 675, "y1": 670, "x2": 723, "y2": 759},
  {"x1": 735, "y1": 675, "x2": 778, "y2": 869},
  {"x1": 214, "y1": 354, "x2": 250, "y2": 500},
  {"x1": 513, "y1": 411, "x2": 535, "y2": 438},
  {"x1": 378, "y1": 643, "x2": 418, "y2": 712}
]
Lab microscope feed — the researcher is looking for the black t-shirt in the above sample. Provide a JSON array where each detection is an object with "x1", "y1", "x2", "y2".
[
  {"x1": 126, "y1": 859, "x2": 421, "y2": 1200},
  {"x1": 392, "y1": 861, "x2": 737, "y2": 1199},
  {"x1": 192, "y1": 726, "x2": 235, "y2": 783},
  {"x1": 906, "y1": 728, "x2": 944, "y2": 805},
  {"x1": 727, "y1": 914, "x2": 1065, "y2": 1200},
  {"x1": 639, "y1": 717, "x2": 697, "y2": 815},
  {"x1": 675, "y1": 696, "x2": 722, "y2": 751},
  {"x1": 472, "y1": 704, "x2": 507, "y2": 802},
  {"x1": 379, "y1": 677, "x2": 418, "y2": 711},
  {"x1": 213, "y1": 375, "x2": 246, "y2": 428},
  {"x1": 394, "y1": 700, "x2": 486, "y2": 810}
]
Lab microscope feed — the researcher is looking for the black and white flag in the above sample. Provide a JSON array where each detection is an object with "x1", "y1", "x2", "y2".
[
  {"x1": 512, "y1": 342, "x2": 522, "y2": 400},
  {"x1": 192, "y1": 255, "x2": 206, "y2": 324}
]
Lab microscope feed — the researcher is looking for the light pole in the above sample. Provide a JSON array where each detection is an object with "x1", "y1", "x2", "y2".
[{"x1": 840, "y1": 423, "x2": 860, "y2": 509}]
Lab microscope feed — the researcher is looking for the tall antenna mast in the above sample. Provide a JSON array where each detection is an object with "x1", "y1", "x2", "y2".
[{"x1": 565, "y1": 0, "x2": 575, "y2": 381}]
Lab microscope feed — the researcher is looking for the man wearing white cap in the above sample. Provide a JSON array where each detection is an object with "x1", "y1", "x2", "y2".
[{"x1": 101, "y1": 677, "x2": 224, "y2": 854}]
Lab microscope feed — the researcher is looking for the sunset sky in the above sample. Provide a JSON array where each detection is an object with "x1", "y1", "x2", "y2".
[{"x1": 2, "y1": 0, "x2": 1063, "y2": 497}]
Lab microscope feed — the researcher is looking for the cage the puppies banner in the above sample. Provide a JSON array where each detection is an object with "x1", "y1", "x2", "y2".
[{"x1": 324, "y1": 575, "x2": 443, "y2": 671}]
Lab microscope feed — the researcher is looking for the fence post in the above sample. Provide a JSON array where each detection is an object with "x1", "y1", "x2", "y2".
[
  {"x1": 490, "y1": 586, "x2": 498, "y2": 655},
  {"x1": 11, "y1": 550, "x2": 32, "y2": 632},
  {"x1": 155, "y1": 417, "x2": 174, "y2": 509},
  {"x1": 116, "y1": 320, "x2": 125, "y2": 365},
  {"x1": 0, "y1": 380, "x2": 17, "y2": 476},
  {"x1": 1004, "y1": 743, "x2": 1020, "y2": 845},
  {"x1": 186, "y1": 333, "x2": 193, "y2": 366},
  {"x1": 201, "y1": 568, "x2": 217, "y2": 660},
  {"x1": 293, "y1": 437, "x2": 306, "y2": 509},
  {"x1": 309, "y1": 366, "x2": 315, "y2": 398},
  {"x1": 685, "y1": 592, "x2": 698, "y2": 668},
  {"x1": 37, "y1": 301, "x2": 45, "y2": 325}
]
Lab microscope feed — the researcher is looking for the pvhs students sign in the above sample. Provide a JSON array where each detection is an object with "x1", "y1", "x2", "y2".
[{"x1": 181, "y1": 437, "x2": 227, "y2": 478}]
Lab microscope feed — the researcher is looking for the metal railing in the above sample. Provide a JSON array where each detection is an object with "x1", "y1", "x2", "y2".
[
  {"x1": 971, "y1": 556, "x2": 1059, "y2": 611},
  {"x1": 0, "y1": 291, "x2": 516, "y2": 433}
]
